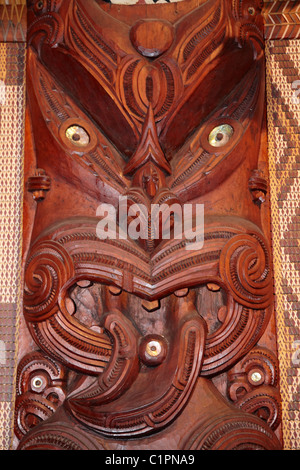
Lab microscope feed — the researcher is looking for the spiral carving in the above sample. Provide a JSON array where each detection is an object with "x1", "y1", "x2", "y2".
[
  {"x1": 232, "y1": 0, "x2": 263, "y2": 21},
  {"x1": 24, "y1": 240, "x2": 75, "y2": 323},
  {"x1": 219, "y1": 233, "x2": 273, "y2": 309},
  {"x1": 28, "y1": 1, "x2": 64, "y2": 47},
  {"x1": 227, "y1": 347, "x2": 281, "y2": 430},
  {"x1": 14, "y1": 351, "x2": 67, "y2": 440},
  {"x1": 183, "y1": 412, "x2": 281, "y2": 450},
  {"x1": 232, "y1": 0, "x2": 264, "y2": 48},
  {"x1": 233, "y1": 386, "x2": 282, "y2": 430},
  {"x1": 28, "y1": 11, "x2": 64, "y2": 47},
  {"x1": 17, "y1": 420, "x2": 100, "y2": 450},
  {"x1": 231, "y1": 347, "x2": 279, "y2": 390}
]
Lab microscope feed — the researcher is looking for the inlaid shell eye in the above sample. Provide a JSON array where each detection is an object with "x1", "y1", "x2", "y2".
[
  {"x1": 139, "y1": 334, "x2": 168, "y2": 367},
  {"x1": 146, "y1": 340, "x2": 162, "y2": 358},
  {"x1": 65, "y1": 125, "x2": 90, "y2": 147},
  {"x1": 31, "y1": 375, "x2": 46, "y2": 392},
  {"x1": 208, "y1": 124, "x2": 234, "y2": 147}
]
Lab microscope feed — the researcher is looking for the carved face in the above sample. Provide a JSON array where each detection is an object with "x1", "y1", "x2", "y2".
[{"x1": 17, "y1": 0, "x2": 281, "y2": 450}]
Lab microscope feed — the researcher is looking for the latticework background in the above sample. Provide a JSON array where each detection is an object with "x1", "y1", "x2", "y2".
[
  {"x1": 0, "y1": 0, "x2": 26, "y2": 450},
  {"x1": 266, "y1": 38, "x2": 300, "y2": 450}
]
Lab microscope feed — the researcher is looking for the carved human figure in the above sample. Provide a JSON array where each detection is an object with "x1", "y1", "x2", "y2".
[{"x1": 16, "y1": 0, "x2": 282, "y2": 450}]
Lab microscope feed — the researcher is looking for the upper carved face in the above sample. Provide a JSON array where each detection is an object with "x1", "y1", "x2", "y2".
[
  {"x1": 27, "y1": 0, "x2": 265, "y2": 206},
  {"x1": 23, "y1": 0, "x2": 270, "y2": 366}
]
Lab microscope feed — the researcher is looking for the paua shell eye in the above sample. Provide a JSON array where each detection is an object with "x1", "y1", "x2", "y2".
[
  {"x1": 208, "y1": 124, "x2": 234, "y2": 147},
  {"x1": 65, "y1": 125, "x2": 90, "y2": 147},
  {"x1": 139, "y1": 334, "x2": 168, "y2": 367}
]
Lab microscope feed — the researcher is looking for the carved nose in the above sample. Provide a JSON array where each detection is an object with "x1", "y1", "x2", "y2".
[{"x1": 145, "y1": 179, "x2": 157, "y2": 198}]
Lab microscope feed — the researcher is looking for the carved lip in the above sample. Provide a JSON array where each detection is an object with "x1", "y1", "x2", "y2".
[{"x1": 31, "y1": 214, "x2": 272, "y2": 308}]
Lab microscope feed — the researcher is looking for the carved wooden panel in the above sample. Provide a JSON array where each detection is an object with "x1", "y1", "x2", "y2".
[{"x1": 15, "y1": 0, "x2": 283, "y2": 450}]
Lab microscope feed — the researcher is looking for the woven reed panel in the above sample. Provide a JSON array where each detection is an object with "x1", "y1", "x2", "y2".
[
  {"x1": 0, "y1": 0, "x2": 26, "y2": 450},
  {"x1": 266, "y1": 39, "x2": 300, "y2": 450}
]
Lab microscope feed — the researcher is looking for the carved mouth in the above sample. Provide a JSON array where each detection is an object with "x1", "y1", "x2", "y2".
[
  {"x1": 67, "y1": 306, "x2": 207, "y2": 437},
  {"x1": 23, "y1": 214, "x2": 273, "y2": 382}
]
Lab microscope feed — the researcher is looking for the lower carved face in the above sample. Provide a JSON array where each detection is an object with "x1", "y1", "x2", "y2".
[{"x1": 19, "y1": 213, "x2": 274, "y2": 438}]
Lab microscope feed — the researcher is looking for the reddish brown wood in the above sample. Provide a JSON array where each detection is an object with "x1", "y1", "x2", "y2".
[
  {"x1": 16, "y1": 0, "x2": 282, "y2": 450},
  {"x1": 27, "y1": 168, "x2": 51, "y2": 201},
  {"x1": 130, "y1": 19, "x2": 175, "y2": 58}
]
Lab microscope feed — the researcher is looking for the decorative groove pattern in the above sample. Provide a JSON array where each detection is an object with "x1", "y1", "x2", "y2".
[
  {"x1": 263, "y1": 0, "x2": 300, "y2": 40},
  {"x1": 266, "y1": 38, "x2": 300, "y2": 450}
]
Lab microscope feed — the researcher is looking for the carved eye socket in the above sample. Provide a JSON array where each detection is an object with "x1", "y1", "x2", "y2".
[
  {"x1": 34, "y1": 0, "x2": 45, "y2": 13},
  {"x1": 60, "y1": 119, "x2": 97, "y2": 153},
  {"x1": 208, "y1": 124, "x2": 234, "y2": 148},
  {"x1": 31, "y1": 375, "x2": 46, "y2": 392},
  {"x1": 65, "y1": 125, "x2": 90, "y2": 148}
]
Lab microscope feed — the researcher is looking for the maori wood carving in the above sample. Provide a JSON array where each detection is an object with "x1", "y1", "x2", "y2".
[{"x1": 16, "y1": 0, "x2": 282, "y2": 450}]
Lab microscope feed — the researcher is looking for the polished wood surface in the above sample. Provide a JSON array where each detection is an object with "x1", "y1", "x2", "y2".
[{"x1": 15, "y1": 0, "x2": 282, "y2": 450}]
